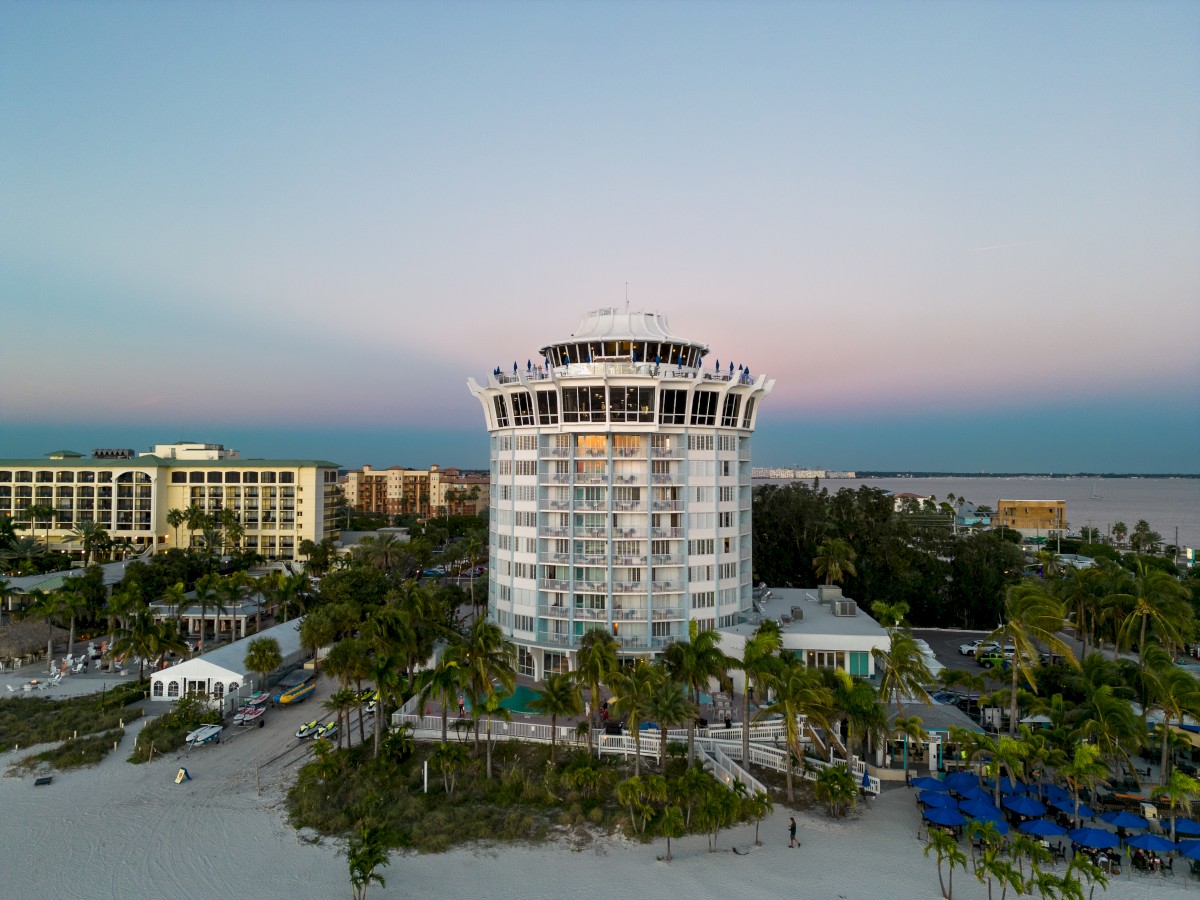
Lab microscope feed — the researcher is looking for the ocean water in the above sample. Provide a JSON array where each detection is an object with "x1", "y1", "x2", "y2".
[{"x1": 757, "y1": 476, "x2": 1200, "y2": 551}]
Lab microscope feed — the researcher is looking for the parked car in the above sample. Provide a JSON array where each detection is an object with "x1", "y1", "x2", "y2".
[
  {"x1": 978, "y1": 652, "x2": 1011, "y2": 671},
  {"x1": 959, "y1": 639, "x2": 987, "y2": 656}
]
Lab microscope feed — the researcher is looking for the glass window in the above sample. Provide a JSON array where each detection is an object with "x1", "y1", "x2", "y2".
[
  {"x1": 536, "y1": 390, "x2": 558, "y2": 425},
  {"x1": 243, "y1": 471, "x2": 258, "y2": 483},
  {"x1": 189, "y1": 472, "x2": 204, "y2": 483},
  {"x1": 171, "y1": 472, "x2": 187, "y2": 483}
]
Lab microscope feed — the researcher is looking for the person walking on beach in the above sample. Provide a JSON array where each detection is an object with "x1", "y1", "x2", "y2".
[{"x1": 789, "y1": 817, "x2": 798, "y2": 848}]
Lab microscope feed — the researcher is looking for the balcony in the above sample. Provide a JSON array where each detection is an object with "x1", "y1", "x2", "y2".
[
  {"x1": 537, "y1": 632, "x2": 577, "y2": 648},
  {"x1": 574, "y1": 501, "x2": 607, "y2": 512},
  {"x1": 542, "y1": 500, "x2": 570, "y2": 510},
  {"x1": 650, "y1": 554, "x2": 684, "y2": 565},
  {"x1": 651, "y1": 474, "x2": 681, "y2": 484},
  {"x1": 611, "y1": 556, "x2": 647, "y2": 567},
  {"x1": 651, "y1": 501, "x2": 684, "y2": 512},
  {"x1": 612, "y1": 581, "x2": 647, "y2": 592},
  {"x1": 574, "y1": 474, "x2": 608, "y2": 485},
  {"x1": 577, "y1": 528, "x2": 607, "y2": 539},
  {"x1": 651, "y1": 636, "x2": 681, "y2": 650},
  {"x1": 544, "y1": 448, "x2": 570, "y2": 457},
  {"x1": 612, "y1": 502, "x2": 645, "y2": 512},
  {"x1": 539, "y1": 578, "x2": 570, "y2": 591},
  {"x1": 614, "y1": 447, "x2": 643, "y2": 458},
  {"x1": 542, "y1": 527, "x2": 569, "y2": 537},
  {"x1": 613, "y1": 475, "x2": 641, "y2": 485},
  {"x1": 652, "y1": 581, "x2": 684, "y2": 592},
  {"x1": 652, "y1": 607, "x2": 686, "y2": 620},
  {"x1": 650, "y1": 446, "x2": 685, "y2": 458},
  {"x1": 539, "y1": 602, "x2": 570, "y2": 618},
  {"x1": 575, "y1": 579, "x2": 607, "y2": 592},
  {"x1": 612, "y1": 606, "x2": 647, "y2": 621},
  {"x1": 651, "y1": 528, "x2": 685, "y2": 538}
]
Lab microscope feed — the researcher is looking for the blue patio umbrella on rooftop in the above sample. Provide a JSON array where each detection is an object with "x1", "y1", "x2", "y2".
[
  {"x1": 920, "y1": 791, "x2": 959, "y2": 809},
  {"x1": 1040, "y1": 784, "x2": 1070, "y2": 803},
  {"x1": 1003, "y1": 795, "x2": 1048, "y2": 817},
  {"x1": 1100, "y1": 810, "x2": 1149, "y2": 830},
  {"x1": 1069, "y1": 827, "x2": 1121, "y2": 850},
  {"x1": 945, "y1": 771, "x2": 980, "y2": 792},
  {"x1": 924, "y1": 807, "x2": 968, "y2": 827},
  {"x1": 911, "y1": 776, "x2": 949, "y2": 792},
  {"x1": 1179, "y1": 840, "x2": 1200, "y2": 861},
  {"x1": 1124, "y1": 833, "x2": 1177, "y2": 853},
  {"x1": 960, "y1": 799, "x2": 1003, "y2": 819},
  {"x1": 1051, "y1": 797, "x2": 1094, "y2": 818},
  {"x1": 1020, "y1": 819, "x2": 1069, "y2": 837},
  {"x1": 1171, "y1": 817, "x2": 1200, "y2": 836}
]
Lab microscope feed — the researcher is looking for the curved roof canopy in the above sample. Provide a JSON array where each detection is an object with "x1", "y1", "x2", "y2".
[{"x1": 537, "y1": 308, "x2": 708, "y2": 359}]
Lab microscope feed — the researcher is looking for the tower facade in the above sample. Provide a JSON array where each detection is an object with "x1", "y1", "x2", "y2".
[{"x1": 467, "y1": 308, "x2": 773, "y2": 680}]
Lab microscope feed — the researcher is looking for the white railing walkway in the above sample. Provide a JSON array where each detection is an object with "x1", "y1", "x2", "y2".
[{"x1": 392, "y1": 710, "x2": 880, "y2": 795}]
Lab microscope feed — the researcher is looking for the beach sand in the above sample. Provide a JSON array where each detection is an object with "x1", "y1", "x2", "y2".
[{"x1": 1, "y1": 681, "x2": 1192, "y2": 899}]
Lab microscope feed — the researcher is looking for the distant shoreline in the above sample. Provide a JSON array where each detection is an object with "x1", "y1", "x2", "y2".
[{"x1": 782, "y1": 472, "x2": 1200, "y2": 480}]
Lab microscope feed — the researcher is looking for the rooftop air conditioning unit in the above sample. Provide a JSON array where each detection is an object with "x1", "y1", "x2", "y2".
[
  {"x1": 791, "y1": 606, "x2": 804, "y2": 621},
  {"x1": 833, "y1": 600, "x2": 857, "y2": 617}
]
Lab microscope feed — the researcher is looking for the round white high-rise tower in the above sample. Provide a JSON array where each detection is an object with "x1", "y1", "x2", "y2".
[{"x1": 467, "y1": 308, "x2": 773, "y2": 680}]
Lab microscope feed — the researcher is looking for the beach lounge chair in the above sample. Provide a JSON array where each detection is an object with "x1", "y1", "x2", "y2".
[{"x1": 5, "y1": 685, "x2": 14, "y2": 693}]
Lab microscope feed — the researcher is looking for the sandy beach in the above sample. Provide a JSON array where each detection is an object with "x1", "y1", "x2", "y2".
[{"x1": 2, "y1": 677, "x2": 1195, "y2": 900}]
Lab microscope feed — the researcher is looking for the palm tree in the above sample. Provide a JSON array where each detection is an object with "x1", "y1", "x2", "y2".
[
  {"x1": 323, "y1": 687, "x2": 357, "y2": 750},
  {"x1": 873, "y1": 629, "x2": 933, "y2": 718},
  {"x1": 576, "y1": 627, "x2": 619, "y2": 757},
  {"x1": 183, "y1": 504, "x2": 209, "y2": 550},
  {"x1": 893, "y1": 714, "x2": 927, "y2": 784},
  {"x1": 1076, "y1": 683, "x2": 1144, "y2": 775},
  {"x1": 609, "y1": 661, "x2": 660, "y2": 777},
  {"x1": 759, "y1": 655, "x2": 840, "y2": 800},
  {"x1": 1154, "y1": 769, "x2": 1200, "y2": 843},
  {"x1": 1059, "y1": 742, "x2": 1109, "y2": 828},
  {"x1": 975, "y1": 842, "x2": 1024, "y2": 900},
  {"x1": 646, "y1": 672, "x2": 695, "y2": 770},
  {"x1": 459, "y1": 618, "x2": 517, "y2": 748},
  {"x1": 658, "y1": 804, "x2": 684, "y2": 861},
  {"x1": 54, "y1": 581, "x2": 93, "y2": 659},
  {"x1": 325, "y1": 636, "x2": 373, "y2": 745},
  {"x1": 417, "y1": 653, "x2": 468, "y2": 743},
  {"x1": 368, "y1": 533, "x2": 409, "y2": 576},
  {"x1": 924, "y1": 826, "x2": 967, "y2": 900},
  {"x1": 244, "y1": 636, "x2": 282, "y2": 695},
  {"x1": 986, "y1": 582, "x2": 1076, "y2": 735},
  {"x1": 68, "y1": 519, "x2": 108, "y2": 566},
  {"x1": 1065, "y1": 853, "x2": 1108, "y2": 900},
  {"x1": 812, "y1": 763, "x2": 859, "y2": 817},
  {"x1": 347, "y1": 822, "x2": 390, "y2": 900},
  {"x1": 813, "y1": 537, "x2": 857, "y2": 585},
  {"x1": 22, "y1": 504, "x2": 56, "y2": 548},
  {"x1": 112, "y1": 608, "x2": 187, "y2": 680},
  {"x1": 166, "y1": 508, "x2": 186, "y2": 550},
  {"x1": 1146, "y1": 665, "x2": 1200, "y2": 779},
  {"x1": 193, "y1": 573, "x2": 221, "y2": 647},
  {"x1": 664, "y1": 620, "x2": 732, "y2": 761},
  {"x1": 1111, "y1": 521, "x2": 1128, "y2": 547},
  {"x1": 737, "y1": 619, "x2": 782, "y2": 765},
  {"x1": 1114, "y1": 560, "x2": 1191, "y2": 663},
  {"x1": 430, "y1": 740, "x2": 468, "y2": 794},
  {"x1": 527, "y1": 672, "x2": 583, "y2": 761}
]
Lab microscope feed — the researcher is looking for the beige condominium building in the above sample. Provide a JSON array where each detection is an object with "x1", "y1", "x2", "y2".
[
  {"x1": 0, "y1": 441, "x2": 340, "y2": 560},
  {"x1": 995, "y1": 498, "x2": 1067, "y2": 538},
  {"x1": 342, "y1": 464, "x2": 488, "y2": 520}
]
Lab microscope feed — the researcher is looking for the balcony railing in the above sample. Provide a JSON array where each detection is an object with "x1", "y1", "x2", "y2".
[
  {"x1": 575, "y1": 474, "x2": 608, "y2": 485},
  {"x1": 537, "y1": 632, "x2": 577, "y2": 648},
  {"x1": 650, "y1": 554, "x2": 684, "y2": 566},
  {"x1": 652, "y1": 528, "x2": 685, "y2": 538},
  {"x1": 612, "y1": 581, "x2": 647, "y2": 593},
  {"x1": 652, "y1": 607, "x2": 686, "y2": 620},
  {"x1": 650, "y1": 446, "x2": 685, "y2": 458},
  {"x1": 652, "y1": 581, "x2": 684, "y2": 592},
  {"x1": 651, "y1": 501, "x2": 684, "y2": 511}
]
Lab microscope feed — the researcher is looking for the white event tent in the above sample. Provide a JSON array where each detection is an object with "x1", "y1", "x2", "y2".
[{"x1": 149, "y1": 617, "x2": 306, "y2": 712}]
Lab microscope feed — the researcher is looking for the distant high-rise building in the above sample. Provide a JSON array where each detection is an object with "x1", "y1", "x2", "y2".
[{"x1": 468, "y1": 308, "x2": 773, "y2": 680}]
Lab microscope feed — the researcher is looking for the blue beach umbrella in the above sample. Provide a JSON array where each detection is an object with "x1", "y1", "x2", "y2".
[
  {"x1": 985, "y1": 776, "x2": 1027, "y2": 795},
  {"x1": 911, "y1": 776, "x2": 949, "y2": 792},
  {"x1": 1051, "y1": 797, "x2": 1094, "y2": 818},
  {"x1": 945, "y1": 771, "x2": 980, "y2": 792},
  {"x1": 920, "y1": 792, "x2": 959, "y2": 809},
  {"x1": 1069, "y1": 827, "x2": 1120, "y2": 850},
  {"x1": 1003, "y1": 795, "x2": 1048, "y2": 817},
  {"x1": 960, "y1": 799, "x2": 1003, "y2": 819},
  {"x1": 924, "y1": 808, "x2": 968, "y2": 827},
  {"x1": 1172, "y1": 818, "x2": 1200, "y2": 836},
  {"x1": 958, "y1": 786, "x2": 992, "y2": 803},
  {"x1": 1100, "y1": 810, "x2": 1149, "y2": 830},
  {"x1": 1124, "y1": 833, "x2": 1177, "y2": 853},
  {"x1": 1020, "y1": 819, "x2": 1069, "y2": 837},
  {"x1": 1041, "y1": 784, "x2": 1070, "y2": 803},
  {"x1": 1179, "y1": 841, "x2": 1200, "y2": 861}
]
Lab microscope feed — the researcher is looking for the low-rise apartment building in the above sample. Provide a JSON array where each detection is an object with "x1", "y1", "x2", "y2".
[{"x1": 342, "y1": 464, "x2": 487, "y2": 520}]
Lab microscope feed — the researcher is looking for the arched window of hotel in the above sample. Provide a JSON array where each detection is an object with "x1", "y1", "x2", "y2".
[
  {"x1": 167, "y1": 680, "x2": 180, "y2": 698},
  {"x1": 15, "y1": 471, "x2": 32, "y2": 482},
  {"x1": 243, "y1": 471, "x2": 258, "y2": 483},
  {"x1": 116, "y1": 472, "x2": 133, "y2": 483},
  {"x1": 261, "y1": 471, "x2": 276, "y2": 484},
  {"x1": 229, "y1": 682, "x2": 239, "y2": 694},
  {"x1": 171, "y1": 472, "x2": 187, "y2": 483},
  {"x1": 97, "y1": 471, "x2": 112, "y2": 483},
  {"x1": 721, "y1": 394, "x2": 741, "y2": 428},
  {"x1": 225, "y1": 471, "x2": 241, "y2": 483},
  {"x1": 536, "y1": 390, "x2": 558, "y2": 425},
  {"x1": 36, "y1": 470, "x2": 53, "y2": 483},
  {"x1": 135, "y1": 472, "x2": 151, "y2": 483},
  {"x1": 510, "y1": 390, "x2": 535, "y2": 426},
  {"x1": 0, "y1": 471, "x2": 9, "y2": 482},
  {"x1": 279, "y1": 472, "x2": 294, "y2": 483},
  {"x1": 206, "y1": 471, "x2": 221, "y2": 483},
  {"x1": 690, "y1": 391, "x2": 718, "y2": 426},
  {"x1": 55, "y1": 471, "x2": 74, "y2": 482},
  {"x1": 213, "y1": 682, "x2": 224, "y2": 698},
  {"x1": 152, "y1": 680, "x2": 164, "y2": 697},
  {"x1": 742, "y1": 398, "x2": 755, "y2": 429},
  {"x1": 492, "y1": 394, "x2": 510, "y2": 427},
  {"x1": 79, "y1": 471, "x2": 94, "y2": 483},
  {"x1": 187, "y1": 471, "x2": 202, "y2": 483}
]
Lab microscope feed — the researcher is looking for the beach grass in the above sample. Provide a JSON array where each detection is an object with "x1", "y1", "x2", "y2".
[
  {"x1": 287, "y1": 737, "x2": 748, "y2": 854},
  {"x1": 129, "y1": 694, "x2": 221, "y2": 763},
  {"x1": 10, "y1": 729, "x2": 127, "y2": 772},
  {"x1": 0, "y1": 681, "x2": 145, "y2": 753}
]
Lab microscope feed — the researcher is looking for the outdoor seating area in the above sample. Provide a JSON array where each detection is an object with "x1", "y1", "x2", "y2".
[{"x1": 913, "y1": 770, "x2": 1200, "y2": 879}]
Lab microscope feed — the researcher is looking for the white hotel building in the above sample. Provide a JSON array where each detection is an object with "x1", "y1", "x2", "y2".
[{"x1": 468, "y1": 309, "x2": 773, "y2": 680}]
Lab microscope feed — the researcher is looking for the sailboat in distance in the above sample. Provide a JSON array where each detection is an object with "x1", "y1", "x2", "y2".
[{"x1": 1090, "y1": 480, "x2": 1102, "y2": 500}]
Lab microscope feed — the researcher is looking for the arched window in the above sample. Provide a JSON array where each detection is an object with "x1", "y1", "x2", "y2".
[
  {"x1": 212, "y1": 682, "x2": 224, "y2": 698},
  {"x1": 153, "y1": 680, "x2": 164, "y2": 697},
  {"x1": 167, "y1": 680, "x2": 180, "y2": 698},
  {"x1": 229, "y1": 682, "x2": 239, "y2": 694}
]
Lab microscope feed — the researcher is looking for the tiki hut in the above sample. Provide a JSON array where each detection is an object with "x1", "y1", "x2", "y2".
[{"x1": 0, "y1": 621, "x2": 68, "y2": 667}]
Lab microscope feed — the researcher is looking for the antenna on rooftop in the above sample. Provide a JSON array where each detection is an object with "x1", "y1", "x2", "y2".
[{"x1": 625, "y1": 282, "x2": 629, "y2": 312}]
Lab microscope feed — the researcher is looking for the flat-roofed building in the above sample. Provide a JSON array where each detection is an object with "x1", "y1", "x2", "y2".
[
  {"x1": 0, "y1": 442, "x2": 340, "y2": 560},
  {"x1": 468, "y1": 308, "x2": 773, "y2": 680},
  {"x1": 343, "y1": 464, "x2": 488, "y2": 520},
  {"x1": 995, "y1": 499, "x2": 1067, "y2": 538}
]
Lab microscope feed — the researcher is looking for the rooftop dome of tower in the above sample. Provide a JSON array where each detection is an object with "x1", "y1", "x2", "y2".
[{"x1": 537, "y1": 308, "x2": 708, "y2": 357}]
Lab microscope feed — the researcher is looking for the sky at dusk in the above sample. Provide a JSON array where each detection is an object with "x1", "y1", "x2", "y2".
[{"x1": 2, "y1": 1, "x2": 1197, "y2": 473}]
